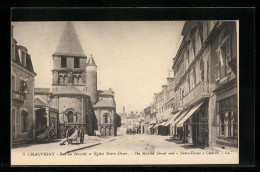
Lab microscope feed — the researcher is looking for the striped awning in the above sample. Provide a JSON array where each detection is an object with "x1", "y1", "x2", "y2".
[
  {"x1": 174, "y1": 109, "x2": 190, "y2": 128},
  {"x1": 154, "y1": 123, "x2": 160, "y2": 128},
  {"x1": 163, "y1": 111, "x2": 183, "y2": 126},
  {"x1": 160, "y1": 121, "x2": 167, "y2": 126},
  {"x1": 147, "y1": 125, "x2": 154, "y2": 129},
  {"x1": 176, "y1": 101, "x2": 204, "y2": 127}
]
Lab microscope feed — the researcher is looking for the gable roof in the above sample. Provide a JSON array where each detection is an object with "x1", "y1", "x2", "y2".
[
  {"x1": 53, "y1": 22, "x2": 87, "y2": 58},
  {"x1": 86, "y1": 54, "x2": 97, "y2": 66}
]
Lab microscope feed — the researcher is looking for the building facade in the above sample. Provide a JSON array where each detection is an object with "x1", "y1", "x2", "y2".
[
  {"x1": 34, "y1": 88, "x2": 59, "y2": 138},
  {"x1": 50, "y1": 22, "x2": 117, "y2": 136},
  {"x1": 51, "y1": 22, "x2": 96, "y2": 136},
  {"x1": 93, "y1": 89, "x2": 117, "y2": 136},
  {"x1": 208, "y1": 21, "x2": 238, "y2": 148},
  {"x1": 170, "y1": 21, "x2": 238, "y2": 149},
  {"x1": 11, "y1": 25, "x2": 37, "y2": 145}
]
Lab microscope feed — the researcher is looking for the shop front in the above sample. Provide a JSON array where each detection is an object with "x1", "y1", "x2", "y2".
[
  {"x1": 213, "y1": 79, "x2": 238, "y2": 148},
  {"x1": 176, "y1": 100, "x2": 209, "y2": 146},
  {"x1": 216, "y1": 94, "x2": 238, "y2": 148}
]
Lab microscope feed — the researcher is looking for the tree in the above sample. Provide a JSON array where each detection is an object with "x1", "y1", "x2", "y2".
[{"x1": 114, "y1": 113, "x2": 121, "y2": 136}]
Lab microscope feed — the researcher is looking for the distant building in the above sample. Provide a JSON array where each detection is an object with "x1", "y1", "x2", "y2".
[{"x1": 11, "y1": 25, "x2": 37, "y2": 145}]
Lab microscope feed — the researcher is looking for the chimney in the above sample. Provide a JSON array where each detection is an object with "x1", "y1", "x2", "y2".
[{"x1": 123, "y1": 107, "x2": 125, "y2": 115}]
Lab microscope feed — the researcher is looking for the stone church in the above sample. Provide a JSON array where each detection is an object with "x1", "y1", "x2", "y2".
[{"x1": 37, "y1": 22, "x2": 117, "y2": 136}]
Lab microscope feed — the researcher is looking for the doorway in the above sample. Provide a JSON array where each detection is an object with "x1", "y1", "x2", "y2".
[
  {"x1": 192, "y1": 112, "x2": 199, "y2": 144},
  {"x1": 12, "y1": 109, "x2": 16, "y2": 140}
]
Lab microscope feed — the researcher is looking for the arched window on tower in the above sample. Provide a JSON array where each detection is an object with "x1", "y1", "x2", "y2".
[
  {"x1": 78, "y1": 75, "x2": 82, "y2": 84},
  {"x1": 103, "y1": 113, "x2": 110, "y2": 124},
  {"x1": 59, "y1": 75, "x2": 64, "y2": 84},
  {"x1": 67, "y1": 111, "x2": 74, "y2": 123},
  {"x1": 73, "y1": 75, "x2": 78, "y2": 84},
  {"x1": 64, "y1": 75, "x2": 68, "y2": 84}
]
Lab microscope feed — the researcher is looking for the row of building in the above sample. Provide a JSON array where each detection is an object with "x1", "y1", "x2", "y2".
[
  {"x1": 120, "y1": 108, "x2": 145, "y2": 134},
  {"x1": 143, "y1": 21, "x2": 238, "y2": 149},
  {"x1": 11, "y1": 22, "x2": 117, "y2": 146}
]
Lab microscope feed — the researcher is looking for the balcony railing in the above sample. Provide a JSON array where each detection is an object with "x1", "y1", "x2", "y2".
[
  {"x1": 181, "y1": 81, "x2": 209, "y2": 109},
  {"x1": 12, "y1": 90, "x2": 26, "y2": 103}
]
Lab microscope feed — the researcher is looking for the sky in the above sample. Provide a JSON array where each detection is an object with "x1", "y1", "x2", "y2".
[{"x1": 12, "y1": 21, "x2": 184, "y2": 113}]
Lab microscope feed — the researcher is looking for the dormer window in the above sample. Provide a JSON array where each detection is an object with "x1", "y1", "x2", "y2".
[
  {"x1": 21, "y1": 51, "x2": 26, "y2": 67},
  {"x1": 61, "y1": 57, "x2": 67, "y2": 68}
]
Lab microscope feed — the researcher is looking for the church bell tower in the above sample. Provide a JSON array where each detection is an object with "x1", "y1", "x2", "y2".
[{"x1": 52, "y1": 22, "x2": 88, "y2": 93}]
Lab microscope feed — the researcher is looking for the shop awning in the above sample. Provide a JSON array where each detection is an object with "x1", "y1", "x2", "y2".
[
  {"x1": 164, "y1": 117, "x2": 174, "y2": 126},
  {"x1": 149, "y1": 120, "x2": 157, "y2": 125},
  {"x1": 160, "y1": 121, "x2": 167, "y2": 126},
  {"x1": 176, "y1": 101, "x2": 204, "y2": 128},
  {"x1": 163, "y1": 111, "x2": 182, "y2": 126},
  {"x1": 174, "y1": 109, "x2": 190, "y2": 128},
  {"x1": 147, "y1": 125, "x2": 154, "y2": 129},
  {"x1": 154, "y1": 123, "x2": 160, "y2": 128}
]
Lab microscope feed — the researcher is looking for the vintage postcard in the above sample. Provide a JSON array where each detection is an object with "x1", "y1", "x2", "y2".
[{"x1": 11, "y1": 20, "x2": 239, "y2": 165}]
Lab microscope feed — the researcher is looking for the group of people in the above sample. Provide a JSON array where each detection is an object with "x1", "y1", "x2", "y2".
[{"x1": 126, "y1": 128, "x2": 137, "y2": 135}]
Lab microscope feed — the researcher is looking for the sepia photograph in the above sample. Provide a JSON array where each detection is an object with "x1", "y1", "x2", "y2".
[{"x1": 11, "y1": 20, "x2": 239, "y2": 165}]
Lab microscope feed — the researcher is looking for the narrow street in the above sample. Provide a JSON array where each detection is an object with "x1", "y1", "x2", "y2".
[
  {"x1": 11, "y1": 131, "x2": 238, "y2": 165},
  {"x1": 76, "y1": 134, "x2": 187, "y2": 153}
]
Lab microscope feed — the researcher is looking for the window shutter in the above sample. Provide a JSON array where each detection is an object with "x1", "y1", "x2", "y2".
[
  {"x1": 226, "y1": 37, "x2": 231, "y2": 73},
  {"x1": 215, "y1": 63, "x2": 220, "y2": 81}
]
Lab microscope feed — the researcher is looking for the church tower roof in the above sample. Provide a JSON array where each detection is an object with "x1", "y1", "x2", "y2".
[
  {"x1": 86, "y1": 54, "x2": 97, "y2": 67},
  {"x1": 53, "y1": 22, "x2": 87, "y2": 58}
]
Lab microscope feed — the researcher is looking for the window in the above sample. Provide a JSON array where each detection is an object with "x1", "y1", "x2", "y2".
[
  {"x1": 67, "y1": 111, "x2": 74, "y2": 123},
  {"x1": 104, "y1": 114, "x2": 109, "y2": 123},
  {"x1": 12, "y1": 75, "x2": 16, "y2": 91},
  {"x1": 64, "y1": 75, "x2": 68, "y2": 84},
  {"x1": 21, "y1": 51, "x2": 26, "y2": 67},
  {"x1": 21, "y1": 110, "x2": 28, "y2": 132},
  {"x1": 190, "y1": 27, "x2": 197, "y2": 57},
  {"x1": 217, "y1": 96, "x2": 238, "y2": 138},
  {"x1": 216, "y1": 30, "x2": 231, "y2": 80},
  {"x1": 78, "y1": 75, "x2": 82, "y2": 84},
  {"x1": 61, "y1": 57, "x2": 67, "y2": 68},
  {"x1": 74, "y1": 58, "x2": 79, "y2": 68},
  {"x1": 200, "y1": 59, "x2": 204, "y2": 82},
  {"x1": 20, "y1": 79, "x2": 26, "y2": 94},
  {"x1": 59, "y1": 75, "x2": 64, "y2": 84},
  {"x1": 73, "y1": 75, "x2": 78, "y2": 84},
  {"x1": 215, "y1": 53, "x2": 220, "y2": 81}
]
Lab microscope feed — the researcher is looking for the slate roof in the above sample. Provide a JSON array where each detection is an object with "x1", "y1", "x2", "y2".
[
  {"x1": 97, "y1": 89, "x2": 114, "y2": 96},
  {"x1": 13, "y1": 45, "x2": 35, "y2": 74},
  {"x1": 86, "y1": 54, "x2": 97, "y2": 66},
  {"x1": 53, "y1": 22, "x2": 87, "y2": 58},
  {"x1": 93, "y1": 97, "x2": 115, "y2": 108},
  {"x1": 52, "y1": 84, "x2": 85, "y2": 95},
  {"x1": 34, "y1": 97, "x2": 47, "y2": 107}
]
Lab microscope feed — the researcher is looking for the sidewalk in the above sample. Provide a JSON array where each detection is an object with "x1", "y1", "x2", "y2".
[
  {"x1": 63, "y1": 135, "x2": 125, "y2": 153},
  {"x1": 11, "y1": 135, "x2": 125, "y2": 154}
]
